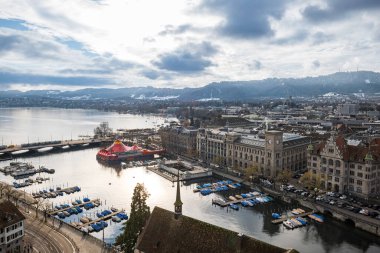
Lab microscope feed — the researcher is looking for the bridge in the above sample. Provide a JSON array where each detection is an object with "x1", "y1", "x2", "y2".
[
  {"x1": 298, "y1": 199, "x2": 380, "y2": 237},
  {"x1": 0, "y1": 138, "x2": 112, "y2": 158}
]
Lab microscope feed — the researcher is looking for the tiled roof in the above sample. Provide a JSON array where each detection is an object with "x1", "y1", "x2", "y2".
[
  {"x1": 135, "y1": 206, "x2": 296, "y2": 253},
  {"x1": 0, "y1": 200, "x2": 25, "y2": 229}
]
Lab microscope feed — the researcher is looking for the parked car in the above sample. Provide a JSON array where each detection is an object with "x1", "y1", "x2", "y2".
[
  {"x1": 369, "y1": 211, "x2": 379, "y2": 218},
  {"x1": 359, "y1": 209, "x2": 369, "y2": 216},
  {"x1": 339, "y1": 195, "x2": 347, "y2": 200}
]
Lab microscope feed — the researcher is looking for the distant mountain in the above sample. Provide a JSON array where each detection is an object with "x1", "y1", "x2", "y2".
[{"x1": 2, "y1": 71, "x2": 380, "y2": 101}]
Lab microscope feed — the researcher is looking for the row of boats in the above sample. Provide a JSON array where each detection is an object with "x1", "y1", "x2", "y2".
[
  {"x1": 13, "y1": 177, "x2": 50, "y2": 188},
  {"x1": 1, "y1": 162, "x2": 55, "y2": 178},
  {"x1": 32, "y1": 186, "x2": 81, "y2": 199},
  {"x1": 283, "y1": 217, "x2": 308, "y2": 229},
  {"x1": 227, "y1": 192, "x2": 274, "y2": 211},
  {"x1": 54, "y1": 198, "x2": 100, "y2": 218},
  {"x1": 71, "y1": 208, "x2": 128, "y2": 233},
  {"x1": 195, "y1": 180, "x2": 242, "y2": 196}
]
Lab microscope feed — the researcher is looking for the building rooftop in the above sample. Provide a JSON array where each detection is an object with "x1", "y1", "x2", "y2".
[
  {"x1": 0, "y1": 200, "x2": 25, "y2": 229},
  {"x1": 135, "y1": 206, "x2": 297, "y2": 253}
]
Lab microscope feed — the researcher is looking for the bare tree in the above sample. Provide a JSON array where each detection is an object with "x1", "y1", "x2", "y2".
[
  {"x1": 34, "y1": 198, "x2": 46, "y2": 218},
  {"x1": 10, "y1": 189, "x2": 23, "y2": 207},
  {"x1": 0, "y1": 182, "x2": 6, "y2": 198},
  {"x1": 41, "y1": 202, "x2": 52, "y2": 222},
  {"x1": 4, "y1": 184, "x2": 13, "y2": 201}
]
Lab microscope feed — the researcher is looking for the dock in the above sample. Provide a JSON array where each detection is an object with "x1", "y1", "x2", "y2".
[
  {"x1": 49, "y1": 199, "x2": 100, "y2": 215},
  {"x1": 212, "y1": 196, "x2": 256, "y2": 207},
  {"x1": 271, "y1": 211, "x2": 315, "y2": 224},
  {"x1": 33, "y1": 186, "x2": 80, "y2": 198},
  {"x1": 146, "y1": 165, "x2": 178, "y2": 182},
  {"x1": 77, "y1": 210, "x2": 124, "y2": 228}
]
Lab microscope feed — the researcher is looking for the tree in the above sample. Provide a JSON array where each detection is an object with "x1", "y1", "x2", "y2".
[
  {"x1": 94, "y1": 122, "x2": 112, "y2": 138},
  {"x1": 34, "y1": 198, "x2": 46, "y2": 218},
  {"x1": 244, "y1": 165, "x2": 260, "y2": 182},
  {"x1": 0, "y1": 183, "x2": 7, "y2": 198},
  {"x1": 116, "y1": 183, "x2": 151, "y2": 253},
  {"x1": 276, "y1": 169, "x2": 292, "y2": 184},
  {"x1": 300, "y1": 171, "x2": 322, "y2": 190},
  {"x1": 11, "y1": 189, "x2": 22, "y2": 207}
]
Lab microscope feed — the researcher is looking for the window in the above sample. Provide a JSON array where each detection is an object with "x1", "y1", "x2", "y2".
[
  {"x1": 357, "y1": 173, "x2": 363, "y2": 178},
  {"x1": 335, "y1": 177, "x2": 340, "y2": 182},
  {"x1": 335, "y1": 160, "x2": 341, "y2": 167},
  {"x1": 328, "y1": 148, "x2": 334, "y2": 153},
  {"x1": 350, "y1": 170, "x2": 355, "y2": 176},
  {"x1": 357, "y1": 180, "x2": 362, "y2": 186},
  {"x1": 328, "y1": 159, "x2": 333, "y2": 166}
]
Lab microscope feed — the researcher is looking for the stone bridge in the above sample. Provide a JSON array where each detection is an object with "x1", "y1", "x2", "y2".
[{"x1": 299, "y1": 199, "x2": 380, "y2": 237}]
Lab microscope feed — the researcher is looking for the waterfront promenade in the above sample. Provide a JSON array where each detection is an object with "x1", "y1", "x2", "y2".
[{"x1": 1, "y1": 181, "x2": 115, "y2": 253}]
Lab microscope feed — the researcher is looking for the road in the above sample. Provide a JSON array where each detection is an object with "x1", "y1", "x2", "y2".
[{"x1": 23, "y1": 211, "x2": 77, "y2": 253}]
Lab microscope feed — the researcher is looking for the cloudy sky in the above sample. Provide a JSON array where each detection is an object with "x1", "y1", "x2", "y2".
[{"x1": 0, "y1": 0, "x2": 380, "y2": 91}]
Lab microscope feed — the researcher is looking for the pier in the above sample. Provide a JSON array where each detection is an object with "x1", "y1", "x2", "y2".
[
  {"x1": 146, "y1": 165, "x2": 179, "y2": 182},
  {"x1": 77, "y1": 210, "x2": 124, "y2": 228},
  {"x1": 49, "y1": 199, "x2": 100, "y2": 216},
  {"x1": 271, "y1": 211, "x2": 315, "y2": 224},
  {"x1": 213, "y1": 196, "x2": 261, "y2": 207},
  {"x1": 33, "y1": 186, "x2": 80, "y2": 198}
]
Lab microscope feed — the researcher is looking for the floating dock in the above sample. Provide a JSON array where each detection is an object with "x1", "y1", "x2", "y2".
[
  {"x1": 271, "y1": 211, "x2": 315, "y2": 224},
  {"x1": 33, "y1": 186, "x2": 80, "y2": 198},
  {"x1": 146, "y1": 165, "x2": 179, "y2": 182},
  {"x1": 49, "y1": 199, "x2": 100, "y2": 215},
  {"x1": 77, "y1": 210, "x2": 124, "y2": 228}
]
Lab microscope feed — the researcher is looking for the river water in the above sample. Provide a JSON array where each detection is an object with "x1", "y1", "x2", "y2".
[{"x1": 0, "y1": 107, "x2": 379, "y2": 253}]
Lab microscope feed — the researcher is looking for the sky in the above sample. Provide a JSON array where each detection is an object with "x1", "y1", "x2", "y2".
[{"x1": 0, "y1": 0, "x2": 380, "y2": 91}]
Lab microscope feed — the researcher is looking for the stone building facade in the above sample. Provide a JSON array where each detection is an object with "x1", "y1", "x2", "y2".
[
  {"x1": 197, "y1": 128, "x2": 309, "y2": 178},
  {"x1": 307, "y1": 134, "x2": 380, "y2": 198},
  {"x1": 159, "y1": 126, "x2": 198, "y2": 157}
]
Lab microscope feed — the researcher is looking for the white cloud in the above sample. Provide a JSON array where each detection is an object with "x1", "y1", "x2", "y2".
[{"x1": 0, "y1": 0, "x2": 379, "y2": 90}]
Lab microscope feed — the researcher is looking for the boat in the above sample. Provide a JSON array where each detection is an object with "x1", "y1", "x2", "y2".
[
  {"x1": 57, "y1": 212, "x2": 65, "y2": 219},
  {"x1": 63, "y1": 211, "x2": 70, "y2": 217},
  {"x1": 308, "y1": 214, "x2": 324, "y2": 223},
  {"x1": 228, "y1": 184, "x2": 236, "y2": 189},
  {"x1": 96, "y1": 140, "x2": 165, "y2": 162},
  {"x1": 80, "y1": 217, "x2": 89, "y2": 223},
  {"x1": 296, "y1": 217, "x2": 308, "y2": 225},
  {"x1": 111, "y1": 216, "x2": 121, "y2": 222},
  {"x1": 290, "y1": 218, "x2": 302, "y2": 227},
  {"x1": 241, "y1": 201, "x2": 250, "y2": 207},
  {"x1": 272, "y1": 213, "x2": 281, "y2": 219},
  {"x1": 80, "y1": 227, "x2": 89, "y2": 233},
  {"x1": 111, "y1": 207, "x2": 118, "y2": 212},
  {"x1": 229, "y1": 204, "x2": 239, "y2": 210},
  {"x1": 229, "y1": 196, "x2": 237, "y2": 201},
  {"x1": 235, "y1": 195, "x2": 243, "y2": 199},
  {"x1": 283, "y1": 220, "x2": 294, "y2": 229}
]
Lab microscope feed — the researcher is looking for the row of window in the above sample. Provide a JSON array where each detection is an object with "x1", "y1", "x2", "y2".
[
  {"x1": 5, "y1": 222, "x2": 22, "y2": 233},
  {"x1": 6, "y1": 230, "x2": 23, "y2": 243}
]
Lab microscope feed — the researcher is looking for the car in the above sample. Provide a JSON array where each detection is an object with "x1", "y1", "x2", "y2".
[
  {"x1": 337, "y1": 202, "x2": 345, "y2": 208},
  {"x1": 316, "y1": 196, "x2": 324, "y2": 201},
  {"x1": 369, "y1": 211, "x2": 379, "y2": 218},
  {"x1": 352, "y1": 207, "x2": 361, "y2": 213},
  {"x1": 359, "y1": 209, "x2": 369, "y2": 216},
  {"x1": 339, "y1": 195, "x2": 347, "y2": 200},
  {"x1": 375, "y1": 215, "x2": 380, "y2": 220},
  {"x1": 301, "y1": 192, "x2": 309, "y2": 196},
  {"x1": 329, "y1": 200, "x2": 336, "y2": 205}
]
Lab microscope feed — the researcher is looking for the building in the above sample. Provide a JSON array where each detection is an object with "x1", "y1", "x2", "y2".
[
  {"x1": 197, "y1": 128, "x2": 309, "y2": 178},
  {"x1": 159, "y1": 126, "x2": 198, "y2": 157},
  {"x1": 336, "y1": 103, "x2": 359, "y2": 117},
  {"x1": 0, "y1": 200, "x2": 25, "y2": 253},
  {"x1": 307, "y1": 134, "x2": 380, "y2": 198}
]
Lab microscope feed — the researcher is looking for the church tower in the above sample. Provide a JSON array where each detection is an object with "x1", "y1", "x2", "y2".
[{"x1": 174, "y1": 168, "x2": 183, "y2": 219}]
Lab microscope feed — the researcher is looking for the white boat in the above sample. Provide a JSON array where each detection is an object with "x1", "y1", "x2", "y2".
[
  {"x1": 111, "y1": 216, "x2": 121, "y2": 222},
  {"x1": 80, "y1": 227, "x2": 89, "y2": 233},
  {"x1": 283, "y1": 220, "x2": 294, "y2": 229}
]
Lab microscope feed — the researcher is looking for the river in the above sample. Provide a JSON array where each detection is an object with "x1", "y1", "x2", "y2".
[{"x1": 0, "y1": 107, "x2": 379, "y2": 253}]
